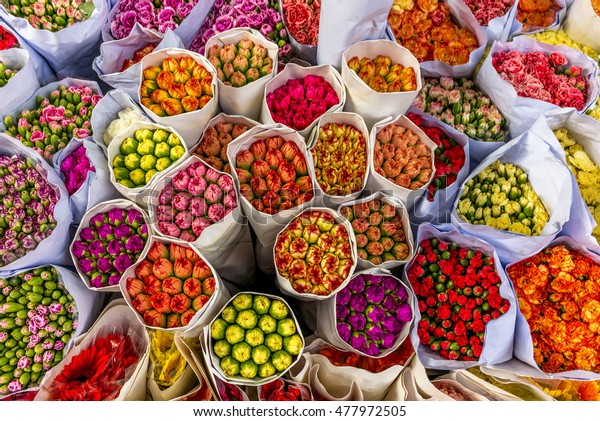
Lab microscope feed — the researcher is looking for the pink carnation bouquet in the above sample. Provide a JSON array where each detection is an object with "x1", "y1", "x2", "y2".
[{"x1": 492, "y1": 50, "x2": 588, "y2": 110}]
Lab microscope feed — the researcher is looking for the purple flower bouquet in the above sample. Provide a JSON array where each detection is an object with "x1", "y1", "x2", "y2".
[
  {"x1": 70, "y1": 199, "x2": 151, "y2": 290},
  {"x1": 335, "y1": 272, "x2": 413, "y2": 357}
]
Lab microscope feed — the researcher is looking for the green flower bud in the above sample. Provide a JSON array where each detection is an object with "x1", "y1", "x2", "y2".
[
  {"x1": 154, "y1": 142, "x2": 171, "y2": 158},
  {"x1": 236, "y1": 309, "x2": 258, "y2": 330},
  {"x1": 271, "y1": 350, "x2": 292, "y2": 372},
  {"x1": 137, "y1": 139, "x2": 156, "y2": 156},
  {"x1": 245, "y1": 328, "x2": 264, "y2": 347},
  {"x1": 119, "y1": 179, "x2": 136, "y2": 189},
  {"x1": 269, "y1": 300, "x2": 289, "y2": 320},
  {"x1": 113, "y1": 167, "x2": 130, "y2": 181},
  {"x1": 211, "y1": 318, "x2": 229, "y2": 340},
  {"x1": 221, "y1": 306, "x2": 238, "y2": 324},
  {"x1": 225, "y1": 324, "x2": 245, "y2": 345},
  {"x1": 153, "y1": 129, "x2": 170, "y2": 143},
  {"x1": 139, "y1": 155, "x2": 157, "y2": 172},
  {"x1": 166, "y1": 133, "x2": 182, "y2": 147},
  {"x1": 258, "y1": 361, "x2": 276, "y2": 378},
  {"x1": 220, "y1": 356, "x2": 240, "y2": 377},
  {"x1": 232, "y1": 294, "x2": 253, "y2": 311},
  {"x1": 276, "y1": 318, "x2": 297, "y2": 337},
  {"x1": 129, "y1": 169, "x2": 147, "y2": 186},
  {"x1": 252, "y1": 296, "x2": 271, "y2": 315},
  {"x1": 135, "y1": 129, "x2": 154, "y2": 143},
  {"x1": 213, "y1": 339, "x2": 232, "y2": 359},
  {"x1": 257, "y1": 314, "x2": 277, "y2": 334},
  {"x1": 283, "y1": 334, "x2": 303, "y2": 356},
  {"x1": 239, "y1": 360, "x2": 258, "y2": 379},
  {"x1": 145, "y1": 170, "x2": 158, "y2": 185},
  {"x1": 251, "y1": 345, "x2": 271, "y2": 365},
  {"x1": 264, "y1": 333, "x2": 283, "y2": 353},
  {"x1": 231, "y1": 342, "x2": 252, "y2": 363},
  {"x1": 170, "y1": 145, "x2": 185, "y2": 162},
  {"x1": 120, "y1": 138, "x2": 139, "y2": 155},
  {"x1": 124, "y1": 153, "x2": 142, "y2": 171},
  {"x1": 155, "y1": 157, "x2": 172, "y2": 172}
]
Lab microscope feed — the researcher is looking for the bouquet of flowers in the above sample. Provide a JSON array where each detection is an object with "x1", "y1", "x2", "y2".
[
  {"x1": 4, "y1": 0, "x2": 96, "y2": 32},
  {"x1": 0, "y1": 26, "x2": 18, "y2": 50}
]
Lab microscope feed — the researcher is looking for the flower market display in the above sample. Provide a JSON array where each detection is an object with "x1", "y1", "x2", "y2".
[
  {"x1": 206, "y1": 38, "x2": 274, "y2": 87},
  {"x1": 111, "y1": 127, "x2": 185, "y2": 188},
  {"x1": 456, "y1": 161, "x2": 549, "y2": 236},
  {"x1": 0, "y1": 267, "x2": 77, "y2": 395},
  {"x1": 71, "y1": 206, "x2": 149, "y2": 288},
  {"x1": 347, "y1": 55, "x2": 418, "y2": 93},
  {"x1": 335, "y1": 273, "x2": 412, "y2": 356},
  {"x1": 190, "y1": 0, "x2": 292, "y2": 60},
  {"x1": 0, "y1": 26, "x2": 18, "y2": 50},
  {"x1": 119, "y1": 44, "x2": 156, "y2": 73},
  {"x1": 59, "y1": 144, "x2": 94, "y2": 195},
  {"x1": 407, "y1": 113, "x2": 466, "y2": 201},
  {"x1": 109, "y1": 0, "x2": 198, "y2": 39},
  {"x1": 387, "y1": 0, "x2": 479, "y2": 65},
  {"x1": 339, "y1": 199, "x2": 411, "y2": 265},
  {"x1": 413, "y1": 77, "x2": 507, "y2": 142},
  {"x1": 311, "y1": 122, "x2": 367, "y2": 197},
  {"x1": 3, "y1": 84, "x2": 101, "y2": 162},
  {"x1": 275, "y1": 209, "x2": 354, "y2": 296},
  {"x1": 209, "y1": 293, "x2": 303, "y2": 381},
  {"x1": 0, "y1": 60, "x2": 17, "y2": 87},
  {"x1": 492, "y1": 50, "x2": 588, "y2": 110},
  {"x1": 125, "y1": 240, "x2": 217, "y2": 328},
  {"x1": 140, "y1": 55, "x2": 214, "y2": 117},
  {"x1": 507, "y1": 245, "x2": 600, "y2": 373},
  {"x1": 154, "y1": 160, "x2": 238, "y2": 241},
  {"x1": 5, "y1": 0, "x2": 95, "y2": 31},
  {"x1": 554, "y1": 128, "x2": 600, "y2": 242},
  {"x1": 0, "y1": 155, "x2": 59, "y2": 268},
  {"x1": 516, "y1": 0, "x2": 562, "y2": 32},
  {"x1": 193, "y1": 120, "x2": 250, "y2": 173},
  {"x1": 407, "y1": 238, "x2": 510, "y2": 361},
  {"x1": 1, "y1": 0, "x2": 600, "y2": 405},
  {"x1": 373, "y1": 122, "x2": 433, "y2": 191},
  {"x1": 234, "y1": 136, "x2": 313, "y2": 214},
  {"x1": 265, "y1": 75, "x2": 339, "y2": 131}
]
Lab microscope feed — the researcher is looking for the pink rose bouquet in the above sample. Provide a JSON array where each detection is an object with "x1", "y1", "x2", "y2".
[
  {"x1": 2, "y1": 84, "x2": 102, "y2": 162},
  {"x1": 59, "y1": 144, "x2": 95, "y2": 195},
  {"x1": 109, "y1": 0, "x2": 199, "y2": 39},
  {"x1": 266, "y1": 75, "x2": 339, "y2": 131},
  {"x1": 463, "y1": 0, "x2": 515, "y2": 27},
  {"x1": 154, "y1": 160, "x2": 238, "y2": 242},
  {"x1": 492, "y1": 50, "x2": 588, "y2": 110}
]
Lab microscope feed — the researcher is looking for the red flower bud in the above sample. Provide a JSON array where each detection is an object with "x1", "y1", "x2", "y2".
[
  {"x1": 265, "y1": 136, "x2": 284, "y2": 150},
  {"x1": 181, "y1": 309, "x2": 197, "y2": 326},
  {"x1": 126, "y1": 278, "x2": 144, "y2": 298},
  {"x1": 249, "y1": 139, "x2": 267, "y2": 160},
  {"x1": 143, "y1": 309, "x2": 167, "y2": 327},
  {"x1": 192, "y1": 294, "x2": 211, "y2": 311},
  {"x1": 142, "y1": 275, "x2": 163, "y2": 295},
  {"x1": 167, "y1": 313, "x2": 182, "y2": 328},
  {"x1": 183, "y1": 277, "x2": 202, "y2": 298},
  {"x1": 266, "y1": 148, "x2": 285, "y2": 169},
  {"x1": 151, "y1": 292, "x2": 172, "y2": 314},
  {"x1": 202, "y1": 277, "x2": 216, "y2": 295},
  {"x1": 147, "y1": 241, "x2": 169, "y2": 262},
  {"x1": 135, "y1": 260, "x2": 154, "y2": 279},
  {"x1": 171, "y1": 293, "x2": 192, "y2": 314},
  {"x1": 251, "y1": 159, "x2": 271, "y2": 178},
  {"x1": 162, "y1": 276, "x2": 183, "y2": 295},
  {"x1": 132, "y1": 293, "x2": 152, "y2": 313}
]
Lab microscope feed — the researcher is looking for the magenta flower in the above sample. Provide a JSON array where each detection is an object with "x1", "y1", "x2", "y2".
[
  {"x1": 337, "y1": 322, "x2": 351, "y2": 342},
  {"x1": 97, "y1": 225, "x2": 114, "y2": 241},
  {"x1": 382, "y1": 277, "x2": 397, "y2": 293},
  {"x1": 79, "y1": 227, "x2": 96, "y2": 242},
  {"x1": 382, "y1": 333, "x2": 396, "y2": 349},
  {"x1": 97, "y1": 257, "x2": 114, "y2": 274},
  {"x1": 78, "y1": 258, "x2": 96, "y2": 275},
  {"x1": 114, "y1": 254, "x2": 134, "y2": 273},
  {"x1": 126, "y1": 209, "x2": 144, "y2": 229},
  {"x1": 348, "y1": 276, "x2": 365, "y2": 294},
  {"x1": 88, "y1": 240, "x2": 106, "y2": 259},
  {"x1": 350, "y1": 332, "x2": 367, "y2": 352},
  {"x1": 348, "y1": 312, "x2": 366, "y2": 331},
  {"x1": 364, "y1": 341, "x2": 380, "y2": 357},
  {"x1": 107, "y1": 240, "x2": 124, "y2": 255},
  {"x1": 365, "y1": 305, "x2": 385, "y2": 324},
  {"x1": 365, "y1": 285, "x2": 385, "y2": 304},
  {"x1": 108, "y1": 208, "x2": 126, "y2": 225},
  {"x1": 336, "y1": 305, "x2": 349, "y2": 320},
  {"x1": 395, "y1": 303, "x2": 412, "y2": 324},
  {"x1": 125, "y1": 236, "x2": 144, "y2": 254},
  {"x1": 114, "y1": 224, "x2": 133, "y2": 240},
  {"x1": 71, "y1": 241, "x2": 88, "y2": 259},
  {"x1": 365, "y1": 323, "x2": 384, "y2": 342},
  {"x1": 382, "y1": 316, "x2": 402, "y2": 335},
  {"x1": 349, "y1": 294, "x2": 367, "y2": 313}
]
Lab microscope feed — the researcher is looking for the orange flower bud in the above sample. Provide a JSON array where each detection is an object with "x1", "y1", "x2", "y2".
[
  {"x1": 144, "y1": 309, "x2": 167, "y2": 327},
  {"x1": 156, "y1": 70, "x2": 175, "y2": 90},
  {"x1": 182, "y1": 95, "x2": 200, "y2": 112},
  {"x1": 183, "y1": 277, "x2": 202, "y2": 298},
  {"x1": 171, "y1": 293, "x2": 192, "y2": 314},
  {"x1": 151, "y1": 89, "x2": 169, "y2": 103},
  {"x1": 151, "y1": 291, "x2": 173, "y2": 313},
  {"x1": 162, "y1": 57, "x2": 179, "y2": 72},
  {"x1": 132, "y1": 293, "x2": 152, "y2": 313},
  {"x1": 168, "y1": 83, "x2": 187, "y2": 99},
  {"x1": 161, "y1": 98, "x2": 184, "y2": 116}
]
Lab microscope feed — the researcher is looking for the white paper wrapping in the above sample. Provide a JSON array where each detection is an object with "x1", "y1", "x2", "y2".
[
  {"x1": 147, "y1": 155, "x2": 256, "y2": 286},
  {"x1": 316, "y1": 0, "x2": 394, "y2": 68},
  {"x1": 93, "y1": 25, "x2": 185, "y2": 99},
  {"x1": 563, "y1": 0, "x2": 600, "y2": 52},
  {"x1": 0, "y1": 48, "x2": 39, "y2": 117},
  {"x1": 315, "y1": 268, "x2": 414, "y2": 358},
  {"x1": 106, "y1": 120, "x2": 190, "y2": 206},
  {"x1": 404, "y1": 223, "x2": 517, "y2": 370},
  {"x1": 52, "y1": 138, "x2": 121, "y2": 224},
  {"x1": 306, "y1": 112, "x2": 370, "y2": 209},
  {"x1": 204, "y1": 27, "x2": 279, "y2": 121},
  {"x1": 260, "y1": 63, "x2": 346, "y2": 139},
  {"x1": 69, "y1": 198, "x2": 153, "y2": 293},
  {"x1": 203, "y1": 292, "x2": 305, "y2": 387},
  {"x1": 119, "y1": 235, "x2": 228, "y2": 336},
  {"x1": 337, "y1": 192, "x2": 414, "y2": 270},
  {"x1": 451, "y1": 131, "x2": 573, "y2": 264},
  {"x1": 529, "y1": 108, "x2": 600, "y2": 249},
  {"x1": 341, "y1": 40, "x2": 421, "y2": 129},
  {"x1": 288, "y1": 338, "x2": 405, "y2": 401},
  {"x1": 400, "y1": 354, "x2": 454, "y2": 400},
  {"x1": 35, "y1": 300, "x2": 151, "y2": 401},
  {"x1": 138, "y1": 48, "x2": 219, "y2": 149},
  {"x1": 0, "y1": 0, "x2": 110, "y2": 77},
  {"x1": 90, "y1": 89, "x2": 149, "y2": 155},
  {"x1": 406, "y1": 109, "x2": 471, "y2": 224},
  {"x1": 0, "y1": 135, "x2": 72, "y2": 271},
  {"x1": 273, "y1": 207, "x2": 358, "y2": 302},
  {"x1": 436, "y1": 370, "x2": 522, "y2": 400},
  {"x1": 367, "y1": 114, "x2": 438, "y2": 211},
  {"x1": 504, "y1": 236, "x2": 600, "y2": 380},
  {"x1": 226, "y1": 124, "x2": 317, "y2": 274},
  {"x1": 478, "y1": 2, "x2": 518, "y2": 43},
  {"x1": 475, "y1": 37, "x2": 600, "y2": 138}
]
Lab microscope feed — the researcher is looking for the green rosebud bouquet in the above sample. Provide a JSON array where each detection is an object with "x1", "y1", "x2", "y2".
[{"x1": 209, "y1": 293, "x2": 303, "y2": 384}]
